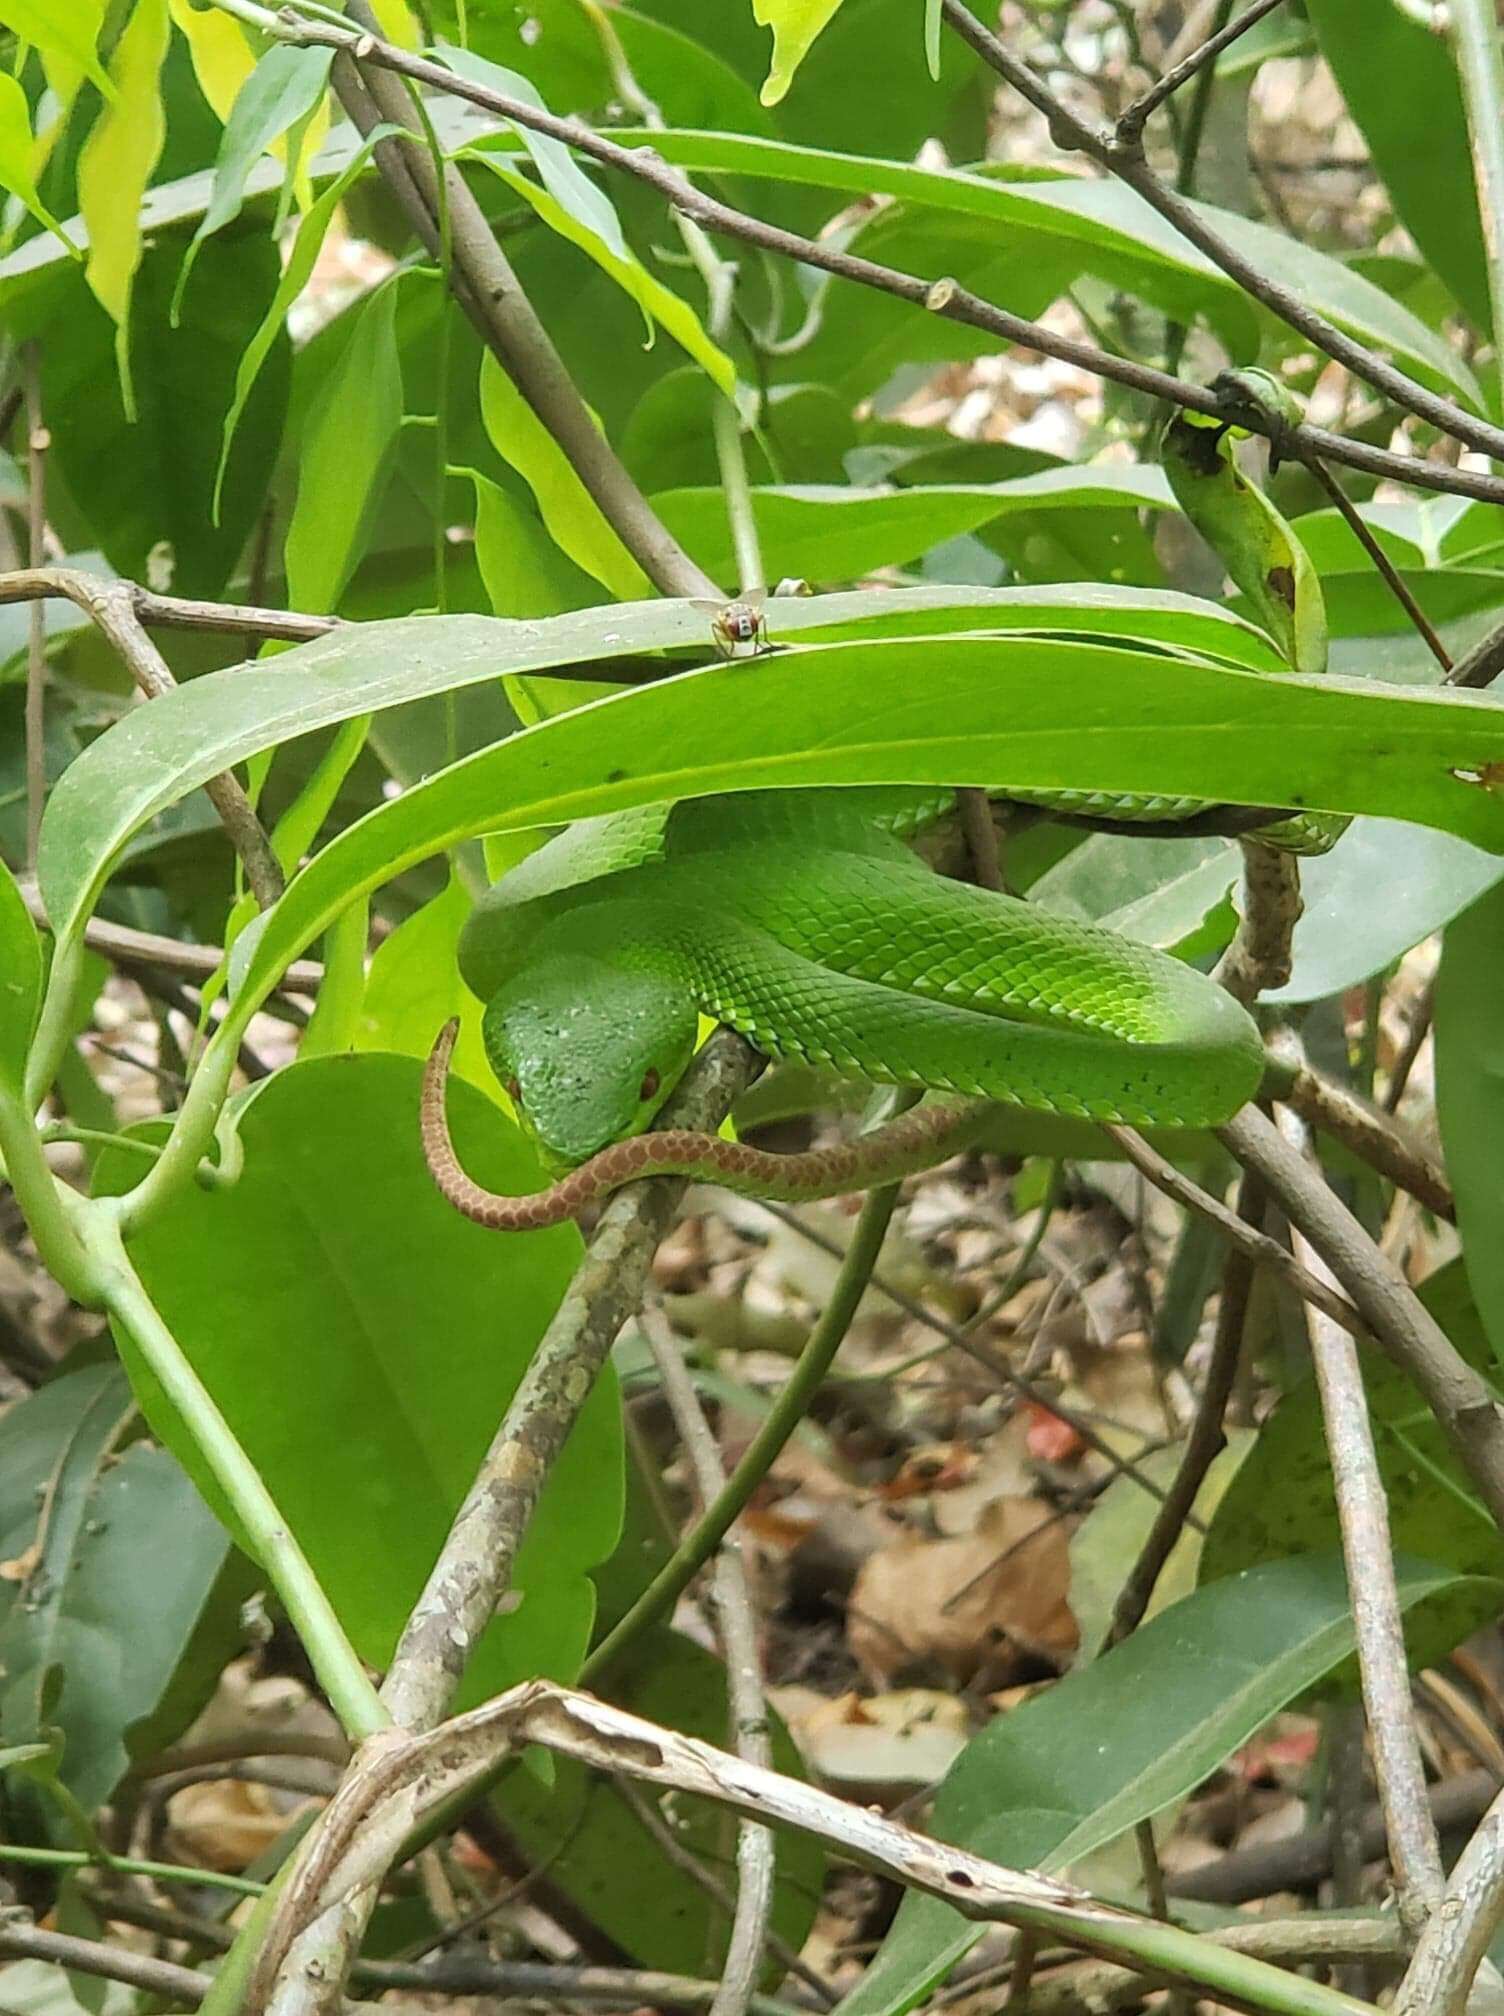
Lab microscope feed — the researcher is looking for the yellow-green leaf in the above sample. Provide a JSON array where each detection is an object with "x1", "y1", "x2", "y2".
[
  {"x1": 76, "y1": 0, "x2": 170, "y2": 416},
  {"x1": 467, "y1": 152, "x2": 733, "y2": 398},
  {"x1": 0, "y1": 0, "x2": 111, "y2": 100},
  {"x1": 479, "y1": 352, "x2": 651, "y2": 602},
  {"x1": 752, "y1": 0, "x2": 848, "y2": 105},
  {"x1": 166, "y1": 0, "x2": 255, "y2": 121},
  {"x1": 0, "y1": 72, "x2": 79, "y2": 254}
]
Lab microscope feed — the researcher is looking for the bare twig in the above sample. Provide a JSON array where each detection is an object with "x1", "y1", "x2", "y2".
[
  {"x1": 1115, "y1": 0, "x2": 1285, "y2": 149},
  {"x1": 940, "y1": 0, "x2": 1504, "y2": 464},
  {"x1": 0, "y1": 564, "x2": 340, "y2": 643},
  {"x1": 1170, "y1": 1769, "x2": 1498, "y2": 1904},
  {"x1": 0, "y1": 1919, "x2": 210, "y2": 2002},
  {"x1": 200, "y1": 0, "x2": 1504, "y2": 505},
  {"x1": 642, "y1": 1306, "x2": 778, "y2": 2016},
  {"x1": 1218, "y1": 1104, "x2": 1504, "y2": 1532},
  {"x1": 1106, "y1": 1175, "x2": 1263, "y2": 1647},
  {"x1": 1395, "y1": 1780, "x2": 1504, "y2": 2015},
  {"x1": 1277, "y1": 1105, "x2": 1442, "y2": 1939},
  {"x1": 958, "y1": 788, "x2": 1006, "y2": 892},
  {"x1": 1282, "y1": 1064, "x2": 1455, "y2": 1221},
  {"x1": 23, "y1": 345, "x2": 46, "y2": 870},
  {"x1": 1300, "y1": 460, "x2": 1452, "y2": 673},
  {"x1": 7, "y1": 568, "x2": 283, "y2": 908},
  {"x1": 16, "y1": 880, "x2": 323, "y2": 992},
  {"x1": 1383, "y1": 979, "x2": 1435, "y2": 1115}
]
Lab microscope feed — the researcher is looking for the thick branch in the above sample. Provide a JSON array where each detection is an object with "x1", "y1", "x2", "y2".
[
  {"x1": 1396, "y1": 1780, "x2": 1504, "y2": 2016},
  {"x1": 1283, "y1": 1066, "x2": 1455, "y2": 1222}
]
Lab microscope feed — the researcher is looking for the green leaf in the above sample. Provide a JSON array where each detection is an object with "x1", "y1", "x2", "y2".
[
  {"x1": 466, "y1": 150, "x2": 733, "y2": 395},
  {"x1": 1200, "y1": 1261, "x2": 1503, "y2": 1670},
  {"x1": 0, "y1": 0, "x2": 111, "y2": 100},
  {"x1": 752, "y1": 0, "x2": 848, "y2": 104},
  {"x1": 837, "y1": 1553, "x2": 1486, "y2": 2016},
  {"x1": 1438, "y1": 877, "x2": 1504, "y2": 1370},
  {"x1": 176, "y1": 44, "x2": 334, "y2": 308},
  {"x1": 214, "y1": 130, "x2": 387, "y2": 517},
  {"x1": 97, "y1": 1055, "x2": 611, "y2": 1705},
  {"x1": 438, "y1": 46, "x2": 629, "y2": 261},
  {"x1": 75, "y1": 0, "x2": 171, "y2": 416},
  {"x1": 480, "y1": 353, "x2": 651, "y2": 600},
  {"x1": 650, "y1": 470, "x2": 1173, "y2": 586},
  {"x1": 0, "y1": 73, "x2": 79, "y2": 253},
  {"x1": 498, "y1": 1627, "x2": 823, "y2": 1970},
  {"x1": 1029, "y1": 834, "x2": 1239, "y2": 959},
  {"x1": 284, "y1": 280, "x2": 403, "y2": 613},
  {"x1": 42, "y1": 231, "x2": 291, "y2": 599},
  {"x1": 0, "y1": 1364, "x2": 236, "y2": 1816},
  {"x1": 1270, "y1": 818, "x2": 1504, "y2": 1006},
  {"x1": 38, "y1": 602, "x2": 1504, "y2": 956},
  {"x1": 0, "y1": 854, "x2": 42, "y2": 1097},
  {"x1": 354, "y1": 869, "x2": 494, "y2": 1089},
  {"x1": 1307, "y1": 0, "x2": 1489, "y2": 330}
]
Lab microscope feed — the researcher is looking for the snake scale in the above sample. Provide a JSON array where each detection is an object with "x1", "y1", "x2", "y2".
[{"x1": 422, "y1": 373, "x2": 1332, "y2": 1229}]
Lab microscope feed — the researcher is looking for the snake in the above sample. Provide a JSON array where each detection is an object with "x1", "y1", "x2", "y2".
[{"x1": 422, "y1": 374, "x2": 1335, "y2": 1230}]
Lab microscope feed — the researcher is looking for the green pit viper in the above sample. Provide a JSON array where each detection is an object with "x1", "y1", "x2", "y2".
[{"x1": 423, "y1": 373, "x2": 1338, "y2": 1228}]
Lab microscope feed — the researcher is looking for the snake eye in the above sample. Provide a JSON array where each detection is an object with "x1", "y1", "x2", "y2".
[
  {"x1": 639, "y1": 1069, "x2": 660, "y2": 1101},
  {"x1": 505, "y1": 1076, "x2": 522, "y2": 1103}
]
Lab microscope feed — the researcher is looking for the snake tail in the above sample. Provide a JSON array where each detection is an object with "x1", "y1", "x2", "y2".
[{"x1": 421, "y1": 1020, "x2": 993, "y2": 1229}]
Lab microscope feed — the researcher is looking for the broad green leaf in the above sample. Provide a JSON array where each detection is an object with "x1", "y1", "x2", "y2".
[
  {"x1": 76, "y1": 0, "x2": 170, "y2": 414},
  {"x1": 1201, "y1": 1260, "x2": 1503, "y2": 1673},
  {"x1": 296, "y1": 895, "x2": 368, "y2": 1059},
  {"x1": 439, "y1": 46, "x2": 628, "y2": 261},
  {"x1": 176, "y1": 44, "x2": 334, "y2": 306},
  {"x1": 355, "y1": 869, "x2": 494, "y2": 1092},
  {"x1": 38, "y1": 605, "x2": 1504, "y2": 953},
  {"x1": 43, "y1": 232, "x2": 291, "y2": 599},
  {"x1": 650, "y1": 470, "x2": 1173, "y2": 587},
  {"x1": 499, "y1": 1627, "x2": 823, "y2": 1970},
  {"x1": 567, "y1": 127, "x2": 1479, "y2": 404},
  {"x1": 466, "y1": 151, "x2": 733, "y2": 396},
  {"x1": 215, "y1": 131, "x2": 387, "y2": 516},
  {"x1": 284, "y1": 281, "x2": 403, "y2": 613},
  {"x1": 839, "y1": 1554, "x2": 1478, "y2": 2016},
  {"x1": 1270, "y1": 817, "x2": 1504, "y2": 1005},
  {"x1": 752, "y1": 0, "x2": 847, "y2": 104},
  {"x1": 0, "y1": 0, "x2": 111, "y2": 99},
  {"x1": 1438, "y1": 877, "x2": 1504, "y2": 1370},
  {"x1": 480, "y1": 353, "x2": 651, "y2": 600},
  {"x1": 0, "y1": 854, "x2": 42, "y2": 1097},
  {"x1": 0, "y1": 73, "x2": 79, "y2": 252},
  {"x1": 0, "y1": 1365, "x2": 235, "y2": 1816},
  {"x1": 98, "y1": 1056, "x2": 607, "y2": 1704},
  {"x1": 469, "y1": 471, "x2": 618, "y2": 721},
  {"x1": 1308, "y1": 0, "x2": 1489, "y2": 330}
]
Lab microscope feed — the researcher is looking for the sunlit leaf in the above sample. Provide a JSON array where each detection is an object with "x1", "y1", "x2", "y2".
[{"x1": 752, "y1": 0, "x2": 848, "y2": 104}]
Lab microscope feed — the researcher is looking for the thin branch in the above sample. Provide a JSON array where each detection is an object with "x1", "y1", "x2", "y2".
[
  {"x1": 1218, "y1": 1104, "x2": 1504, "y2": 1532},
  {"x1": 0, "y1": 1920, "x2": 209, "y2": 2003},
  {"x1": 1277, "y1": 1105, "x2": 1442, "y2": 1939},
  {"x1": 23, "y1": 344, "x2": 46, "y2": 870},
  {"x1": 1395, "y1": 1780, "x2": 1504, "y2": 2015},
  {"x1": 333, "y1": 5, "x2": 715, "y2": 600},
  {"x1": 1300, "y1": 460, "x2": 1452, "y2": 672},
  {"x1": 1170, "y1": 1768, "x2": 1498, "y2": 1905},
  {"x1": 1282, "y1": 1064, "x2": 1455, "y2": 1221},
  {"x1": 1448, "y1": 621, "x2": 1504, "y2": 687},
  {"x1": 199, "y1": 0, "x2": 1504, "y2": 506},
  {"x1": 16, "y1": 879, "x2": 324, "y2": 992},
  {"x1": 582, "y1": 1181, "x2": 900, "y2": 1682},
  {"x1": 940, "y1": 0, "x2": 1504, "y2": 464},
  {"x1": 642, "y1": 1306, "x2": 778, "y2": 2016},
  {"x1": 1383, "y1": 979, "x2": 1435, "y2": 1115},
  {"x1": 1115, "y1": 0, "x2": 1285, "y2": 149},
  {"x1": 0, "y1": 563, "x2": 339, "y2": 642},
  {"x1": 1105, "y1": 1174, "x2": 1262, "y2": 1647},
  {"x1": 10, "y1": 568, "x2": 283, "y2": 908}
]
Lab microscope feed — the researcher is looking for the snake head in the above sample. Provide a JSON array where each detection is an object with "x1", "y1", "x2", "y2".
[{"x1": 482, "y1": 953, "x2": 697, "y2": 1167}]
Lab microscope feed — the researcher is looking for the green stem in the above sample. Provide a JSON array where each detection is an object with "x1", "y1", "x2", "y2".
[
  {"x1": 583, "y1": 1182, "x2": 898, "y2": 1682},
  {"x1": 1450, "y1": 0, "x2": 1504, "y2": 381},
  {"x1": 116, "y1": 1031, "x2": 238, "y2": 1234},
  {"x1": 24, "y1": 932, "x2": 85, "y2": 1110},
  {"x1": 0, "y1": 1089, "x2": 102, "y2": 1304},
  {"x1": 0, "y1": 1842, "x2": 263, "y2": 1899},
  {"x1": 89, "y1": 1212, "x2": 389, "y2": 1742}
]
